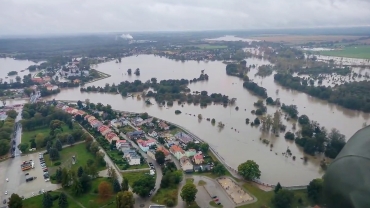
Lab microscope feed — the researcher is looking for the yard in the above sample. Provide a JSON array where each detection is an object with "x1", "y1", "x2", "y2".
[
  {"x1": 44, "y1": 142, "x2": 105, "y2": 175},
  {"x1": 22, "y1": 191, "x2": 80, "y2": 208},
  {"x1": 122, "y1": 170, "x2": 150, "y2": 187},
  {"x1": 151, "y1": 186, "x2": 179, "y2": 206},
  {"x1": 119, "y1": 125, "x2": 135, "y2": 133},
  {"x1": 106, "y1": 149, "x2": 149, "y2": 170},
  {"x1": 237, "y1": 182, "x2": 311, "y2": 208},
  {"x1": 320, "y1": 45, "x2": 370, "y2": 59},
  {"x1": 22, "y1": 124, "x2": 74, "y2": 145}
]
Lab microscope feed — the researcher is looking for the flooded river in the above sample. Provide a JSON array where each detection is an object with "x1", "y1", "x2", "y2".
[{"x1": 2, "y1": 55, "x2": 369, "y2": 186}]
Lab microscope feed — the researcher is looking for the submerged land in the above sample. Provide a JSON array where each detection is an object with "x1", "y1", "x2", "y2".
[{"x1": 1, "y1": 27, "x2": 370, "y2": 208}]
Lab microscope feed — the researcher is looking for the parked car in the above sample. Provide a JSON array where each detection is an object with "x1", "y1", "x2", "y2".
[
  {"x1": 25, "y1": 173, "x2": 29, "y2": 176},
  {"x1": 212, "y1": 196, "x2": 217, "y2": 198},
  {"x1": 2, "y1": 199, "x2": 6, "y2": 204},
  {"x1": 214, "y1": 198, "x2": 219, "y2": 202},
  {"x1": 217, "y1": 202, "x2": 221, "y2": 205},
  {"x1": 45, "y1": 178, "x2": 50, "y2": 182}
]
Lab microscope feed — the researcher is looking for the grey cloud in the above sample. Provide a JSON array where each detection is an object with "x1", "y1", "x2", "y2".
[{"x1": 0, "y1": 0, "x2": 369, "y2": 35}]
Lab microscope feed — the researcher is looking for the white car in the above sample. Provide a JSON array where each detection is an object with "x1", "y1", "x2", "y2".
[
  {"x1": 45, "y1": 178, "x2": 50, "y2": 182},
  {"x1": 6, "y1": 178, "x2": 8, "y2": 182},
  {"x1": 4, "y1": 191, "x2": 7, "y2": 195}
]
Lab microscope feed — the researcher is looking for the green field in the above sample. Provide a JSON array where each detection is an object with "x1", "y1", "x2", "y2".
[
  {"x1": 23, "y1": 191, "x2": 80, "y2": 208},
  {"x1": 22, "y1": 124, "x2": 73, "y2": 145},
  {"x1": 237, "y1": 182, "x2": 311, "y2": 208},
  {"x1": 44, "y1": 142, "x2": 105, "y2": 174},
  {"x1": 122, "y1": 170, "x2": 150, "y2": 187},
  {"x1": 320, "y1": 45, "x2": 370, "y2": 59},
  {"x1": 23, "y1": 178, "x2": 116, "y2": 208}
]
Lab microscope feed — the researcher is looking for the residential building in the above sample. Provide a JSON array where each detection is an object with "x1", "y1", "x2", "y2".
[
  {"x1": 131, "y1": 117, "x2": 143, "y2": 126},
  {"x1": 148, "y1": 130, "x2": 157, "y2": 137},
  {"x1": 135, "y1": 118, "x2": 153, "y2": 126},
  {"x1": 175, "y1": 132, "x2": 193, "y2": 144},
  {"x1": 126, "y1": 130, "x2": 145, "y2": 139},
  {"x1": 137, "y1": 138, "x2": 156, "y2": 152},
  {"x1": 157, "y1": 146, "x2": 171, "y2": 161},
  {"x1": 185, "y1": 149, "x2": 197, "y2": 157},
  {"x1": 89, "y1": 119, "x2": 103, "y2": 129},
  {"x1": 105, "y1": 132, "x2": 119, "y2": 143},
  {"x1": 98, "y1": 125, "x2": 112, "y2": 136},
  {"x1": 125, "y1": 152, "x2": 141, "y2": 165},
  {"x1": 158, "y1": 121, "x2": 169, "y2": 130},
  {"x1": 193, "y1": 152, "x2": 204, "y2": 165},
  {"x1": 116, "y1": 140, "x2": 128, "y2": 149},
  {"x1": 179, "y1": 156, "x2": 193, "y2": 173},
  {"x1": 110, "y1": 119, "x2": 123, "y2": 127},
  {"x1": 170, "y1": 145, "x2": 185, "y2": 160}
]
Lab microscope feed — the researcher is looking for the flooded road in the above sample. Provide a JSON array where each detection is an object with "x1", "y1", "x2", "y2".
[{"x1": 2, "y1": 55, "x2": 369, "y2": 186}]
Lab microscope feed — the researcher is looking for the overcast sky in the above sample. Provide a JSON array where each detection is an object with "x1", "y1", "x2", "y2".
[{"x1": 0, "y1": 0, "x2": 370, "y2": 35}]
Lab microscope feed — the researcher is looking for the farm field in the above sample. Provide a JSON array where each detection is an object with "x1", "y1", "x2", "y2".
[{"x1": 319, "y1": 45, "x2": 370, "y2": 59}]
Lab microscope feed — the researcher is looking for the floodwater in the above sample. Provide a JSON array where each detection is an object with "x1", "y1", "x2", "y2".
[
  {"x1": 2, "y1": 55, "x2": 370, "y2": 186},
  {"x1": 0, "y1": 58, "x2": 37, "y2": 82}
]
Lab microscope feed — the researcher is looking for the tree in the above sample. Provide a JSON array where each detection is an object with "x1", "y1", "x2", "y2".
[
  {"x1": 132, "y1": 175, "x2": 155, "y2": 197},
  {"x1": 49, "y1": 148, "x2": 60, "y2": 161},
  {"x1": 140, "y1": 112, "x2": 149, "y2": 119},
  {"x1": 274, "y1": 182, "x2": 282, "y2": 193},
  {"x1": 50, "y1": 120, "x2": 64, "y2": 132},
  {"x1": 55, "y1": 139, "x2": 62, "y2": 151},
  {"x1": 77, "y1": 100, "x2": 83, "y2": 109},
  {"x1": 58, "y1": 192, "x2": 68, "y2": 208},
  {"x1": 6, "y1": 110, "x2": 18, "y2": 119},
  {"x1": 307, "y1": 178, "x2": 323, "y2": 204},
  {"x1": 107, "y1": 166, "x2": 117, "y2": 181},
  {"x1": 121, "y1": 177, "x2": 129, "y2": 192},
  {"x1": 212, "y1": 163, "x2": 226, "y2": 176},
  {"x1": 180, "y1": 183, "x2": 198, "y2": 204},
  {"x1": 284, "y1": 132, "x2": 295, "y2": 140},
  {"x1": 116, "y1": 191, "x2": 135, "y2": 208},
  {"x1": 127, "y1": 68, "x2": 132, "y2": 75},
  {"x1": 42, "y1": 192, "x2": 53, "y2": 208},
  {"x1": 198, "y1": 114, "x2": 202, "y2": 120},
  {"x1": 271, "y1": 189, "x2": 294, "y2": 208},
  {"x1": 17, "y1": 142, "x2": 28, "y2": 153},
  {"x1": 155, "y1": 151, "x2": 165, "y2": 165},
  {"x1": 298, "y1": 115, "x2": 310, "y2": 125},
  {"x1": 0, "y1": 139, "x2": 10, "y2": 156},
  {"x1": 77, "y1": 166, "x2": 84, "y2": 177},
  {"x1": 211, "y1": 118, "x2": 216, "y2": 124},
  {"x1": 8, "y1": 193, "x2": 22, "y2": 208},
  {"x1": 61, "y1": 168, "x2": 69, "y2": 187},
  {"x1": 67, "y1": 135, "x2": 75, "y2": 146},
  {"x1": 35, "y1": 133, "x2": 45, "y2": 149},
  {"x1": 200, "y1": 143, "x2": 209, "y2": 153},
  {"x1": 238, "y1": 160, "x2": 261, "y2": 180},
  {"x1": 55, "y1": 167, "x2": 62, "y2": 183},
  {"x1": 98, "y1": 181, "x2": 112, "y2": 199},
  {"x1": 113, "y1": 179, "x2": 121, "y2": 193},
  {"x1": 71, "y1": 177, "x2": 83, "y2": 196},
  {"x1": 254, "y1": 117, "x2": 260, "y2": 125},
  {"x1": 79, "y1": 173, "x2": 91, "y2": 193}
]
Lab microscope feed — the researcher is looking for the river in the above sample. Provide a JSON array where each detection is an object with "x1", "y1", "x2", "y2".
[{"x1": 2, "y1": 55, "x2": 369, "y2": 186}]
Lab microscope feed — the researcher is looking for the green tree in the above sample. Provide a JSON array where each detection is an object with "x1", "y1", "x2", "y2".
[
  {"x1": 77, "y1": 166, "x2": 84, "y2": 177},
  {"x1": 271, "y1": 189, "x2": 294, "y2": 208},
  {"x1": 274, "y1": 182, "x2": 282, "y2": 193},
  {"x1": 67, "y1": 135, "x2": 75, "y2": 146},
  {"x1": 42, "y1": 192, "x2": 53, "y2": 208},
  {"x1": 180, "y1": 183, "x2": 198, "y2": 204},
  {"x1": 6, "y1": 110, "x2": 18, "y2": 119},
  {"x1": 18, "y1": 143, "x2": 29, "y2": 153},
  {"x1": 8, "y1": 193, "x2": 23, "y2": 208},
  {"x1": 212, "y1": 163, "x2": 227, "y2": 176},
  {"x1": 35, "y1": 133, "x2": 45, "y2": 149},
  {"x1": 113, "y1": 179, "x2": 121, "y2": 193},
  {"x1": 132, "y1": 175, "x2": 155, "y2": 197},
  {"x1": 200, "y1": 143, "x2": 209, "y2": 153},
  {"x1": 58, "y1": 192, "x2": 68, "y2": 208},
  {"x1": 155, "y1": 151, "x2": 165, "y2": 165},
  {"x1": 79, "y1": 173, "x2": 91, "y2": 193},
  {"x1": 55, "y1": 139, "x2": 62, "y2": 151},
  {"x1": 116, "y1": 191, "x2": 135, "y2": 208},
  {"x1": 49, "y1": 148, "x2": 60, "y2": 161},
  {"x1": 0, "y1": 139, "x2": 10, "y2": 156},
  {"x1": 61, "y1": 168, "x2": 69, "y2": 187},
  {"x1": 307, "y1": 178, "x2": 323, "y2": 204},
  {"x1": 298, "y1": 115, "x2": 310, "y2": 125},
  {"x1": 55, "y1": 167, "x2": 62, "y2": 183},
  {"x1": 121, "y1": 177, "x2": 129, "y2": 192},
  {"x1": 238, "y1": 160, "x2": 261, "y2": 180},
  {"x1": 71, "y1": 177, "x2": 83, "y2": 196}
]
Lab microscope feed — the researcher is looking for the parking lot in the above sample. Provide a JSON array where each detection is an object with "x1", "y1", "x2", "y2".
[{"x1": 0, "y1": 151, "x2": 61, "y2": 204}]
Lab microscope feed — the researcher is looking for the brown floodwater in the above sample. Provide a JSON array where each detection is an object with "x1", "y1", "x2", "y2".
[{"x1": 2, "y1": 55, "x2": 369, "y2": 186}]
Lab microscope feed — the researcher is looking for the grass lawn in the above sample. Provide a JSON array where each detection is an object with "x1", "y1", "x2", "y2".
[
  {"x1": 169, "y1": 127, "x2": 180, "y2": 135},
  {"x1": 44, "y1": 142, "x2": 105, "y2": 175},
  {"x1": 151, "y1": 185, "x2": 179, "y2": 206},
  {"x1": 320, "y1": 45, "x2": 370, "y2": 59},
  {"x1": 70, "y1": 177, "x2": 116, "y2": 208},
  {"x1": 198, "y1": 180, "x2": 207, "y2": 186},
  {"x1": 22, "y1": 191, "x2": 80, "y2": 208},
  {"x1": 22, "y1": 124, "x2": 74, "y2": 144},
  {"x1": 210, "y1": 200, "x2": 223, "y2": 208},
  {"x1": 127, "y1": 162, "x2": 149, "y2": 170},
  {"x1": 119, "y1": 125, "x2": 135, "y2": 133},
  {"x1": 122, "y1": 171, "x2": 150, "y2": 187},
  {"x1": 237, "y1": 182, "x2": 312, "y2": 208}
]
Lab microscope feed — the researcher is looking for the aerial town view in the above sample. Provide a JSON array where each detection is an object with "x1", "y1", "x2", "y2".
[{"x1": 1, "y1": 1, "x2": 370, "y2": 208}]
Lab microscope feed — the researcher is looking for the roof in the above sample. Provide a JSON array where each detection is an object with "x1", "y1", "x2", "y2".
[
  {"x1": 137, "y1": 139, "x2": 155, "y2": 147},
  {"x1": 175, "y1": 132, "x2": 193, "y2": 143},
  {"x1": 170, "y1": 145, "x2": 184, "y2": 154},
  {"x1": 117, "y1": 140, "x2": 126, "y2": 144},
  {"x1": 157, "y1": 146, "x2": 170, "y2": 156},
  {"x1": 323, "y1": 126, "x2": 370, "y2": 208},
  {"x1": 194, "y1": 153, "x2": 203, "y2": 160}
]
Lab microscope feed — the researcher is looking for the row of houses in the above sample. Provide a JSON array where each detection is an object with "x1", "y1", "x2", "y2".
[{"x1": 169, "y1": 144, "x2": 204, "y2": 173}]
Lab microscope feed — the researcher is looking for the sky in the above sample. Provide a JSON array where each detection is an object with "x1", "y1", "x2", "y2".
[{"x1": 0, "y1": 0, "x2": 370, "y2": 35}]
